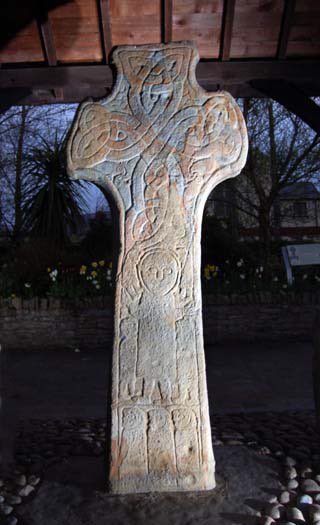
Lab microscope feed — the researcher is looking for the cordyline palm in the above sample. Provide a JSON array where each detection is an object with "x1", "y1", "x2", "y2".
[{"x1": 23, "y1": 134, "x2": 87, "y2": 246}]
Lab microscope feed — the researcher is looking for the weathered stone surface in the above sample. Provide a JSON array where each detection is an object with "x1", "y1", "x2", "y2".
[{"x1": 67, "y1": 42, "x2": 248, "y2": 493}]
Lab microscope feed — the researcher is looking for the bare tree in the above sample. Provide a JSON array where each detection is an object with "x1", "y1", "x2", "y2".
[
  {"x1": 210, "y1": 98, "x2": 320, "y2": 262},
  {"x1": 0, "y1": 104, "x2": 76, "y2": 239}
]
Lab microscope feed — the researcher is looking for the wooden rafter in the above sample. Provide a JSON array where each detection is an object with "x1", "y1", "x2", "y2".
[
  {"x1": 98, "y1": 0, "x2": 112, "y2": 63},
  {"x1": 161, "y1": 0, "x2": 173, "y2": 44},
  {"x1": 37, "y1": 14, "x2": 57, "y2": 66},
  {"x1": 277, "y1": 0, "x2": 296, "y2": 60},
  {"x1": 36, "y1": 12, "x2": 63, "y2": 101},
  {"x1": 251, "y1": 79, "x2": 320, "y2": 134},
  {"x1": 220, "y1": 0, "x2": 236, "y2": 61}
]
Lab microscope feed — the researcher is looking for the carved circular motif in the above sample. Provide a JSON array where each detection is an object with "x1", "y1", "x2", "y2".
[
  {"x1": 148, "y1": 408, "x2": 168, "y2": 430},
  {"x1": 172, "y1": 408, "x2": 195, "y2": 430},
  {"x1": 137, "y1": 248, "x2": 180, "y2": 296},
  {"x1": 122, "y1": 407, "x2": 145, "y2": 430}
]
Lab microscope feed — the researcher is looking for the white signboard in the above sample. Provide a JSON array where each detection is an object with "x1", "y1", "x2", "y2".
[
  {"x1": 287, "y1": 244, "x2": 320, "y2": 266},
  {"x1": 282, "y1": 244, "x2": 320, "y2": 284}
]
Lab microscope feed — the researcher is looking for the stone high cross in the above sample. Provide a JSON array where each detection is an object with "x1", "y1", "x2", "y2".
[{"x1": 67, "y1": 42, "x2": 248, "y2": 494}]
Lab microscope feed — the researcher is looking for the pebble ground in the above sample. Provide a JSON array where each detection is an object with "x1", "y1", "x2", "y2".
[{"x1": 1, "y1": 410, "x2": 320, "y2": 525}]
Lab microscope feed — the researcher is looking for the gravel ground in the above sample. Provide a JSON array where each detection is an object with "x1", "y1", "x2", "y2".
[{"x1": 1, "y1": 410, "x2": 320, "y2": 525}]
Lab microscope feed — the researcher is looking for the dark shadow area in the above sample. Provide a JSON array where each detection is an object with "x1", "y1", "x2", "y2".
[
  {"x1": 204, "y1": 340, "x2": 314, "y2": 414},
  {"x1": 0, "y1": 1, "x2": 71, "y2": 51}
]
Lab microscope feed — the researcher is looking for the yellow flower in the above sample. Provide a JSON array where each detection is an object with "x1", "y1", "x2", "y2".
[
  {"x1": 99, "y1": 260, "x2": 105, "y2": 267},
  {"x1": 204, "y1": 267, "x2": 210, "y2": 279},
  {"x1": 47, "y1": 267, "x2": 51, "y2": 273},
  {"x1": 91, "y1": 270, "x2": 98, "y2": 278},
  {"x1": 11, "y1": 293, "x2": 16, "y2": 298},
  {"x1": 109, "y1": 262, "x2": 112, "y2": 268},
  {"x1": 80, "y1": 265, "x2": 87, "y2": 275},
  {"x1": 213, "y1": 271, "x2": 218, "y2": 277},
  {"x1": 91, "y1": 262, "x2": 98, "y2": 268}
]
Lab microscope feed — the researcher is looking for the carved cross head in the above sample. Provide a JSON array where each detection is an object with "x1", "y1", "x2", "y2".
[{"x1": 67, "y1": 41, "x2": 248, "y2": 218}]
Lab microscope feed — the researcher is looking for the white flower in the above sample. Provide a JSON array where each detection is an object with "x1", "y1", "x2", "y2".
[
  {"x1": 225, "y1": 259, "x2": 230, "y2": 264},
  {"x1": 255, "y1": 268, "x2": 259, "y2": 274},
  {"x1": 240, "y1": 274, "x2": 245, "y2": 280},
  {"x1": 273, "y1": 276, "x2": 278, "y2": 282},
  {"x1": 303, "y1": 274, "x2": 308, "y2": 280},
  {"x1": 74, "y1": 348, "x2": 80, "y2": 353},
  {"x1": 260, "y1": 266, "x2": 264, "y2": 272},
  {"x1": 96, "y1": 284, "x2": 101, "y2": 290},
  {"x1": 236, "y1": 260, "x2": 243, "y2": 267},
  {"x1": 282, "y1": 284, "x2": 287, "y2": 289},
  {"x1": 316, "y1": 275, "x2": 320, "y2": 282},
  {"x1": 24, "y1": 283, "x2": 31, "y2": 288},
  {"x1": 92, "y1": 279, "x2": 98, "y2": 285},
  {"x1": 49, "y1": 269, "x2": 58, "y2": 281},
  {"x1": 226, "y1": 280, "x2": 230, "y2": 284}
]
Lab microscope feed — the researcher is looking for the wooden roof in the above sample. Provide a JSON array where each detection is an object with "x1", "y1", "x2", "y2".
[{"x1": 0, "y1": 0, "x2": 320, "y2": 105}]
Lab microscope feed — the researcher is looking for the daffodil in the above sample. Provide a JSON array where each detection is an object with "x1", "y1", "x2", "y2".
[
  {"x1": 80, "y1": 265, "x2": 87, "y2": 275},
  {"x1": 47, "y1": 267, "x2": 51, "y2": 273},
  {"x1": 204, "y1": 267, "x2": 211, "y2": 280},
  {"x1": 91, "y1": 270, "x2": 98, "y2": 278},
  {"x1": 99, "y1": 260, "x2": 105, "y2": 267},
  {"x1": 91, "y1": 262, "x2": 98, "y2": 268}
]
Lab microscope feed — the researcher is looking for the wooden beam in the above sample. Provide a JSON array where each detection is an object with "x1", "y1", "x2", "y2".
[
  {"x1": 162, "y1": 0, "x2": 173, "y2": 44},
  {"x1": 0, "y1": 88, "x2": 32, "y2": 114},
  {"x1": 98, "y1": 0, "x2": 112, "y2": 63},
  {"x1": 220, "y1": 0, "x2": 236, "y2": 61},
  {"x1": 251, "y1": 79, "x2": 320, "y2": 134},
  {"x1": 0, "y1": 65, "x2": 114, "y2": 89},
  {"x1": 277, "y1": 0, "x2": 296, "y2": 59},
  {"x1": 1, "y1": 86, "x2": 110, "y2": 106},
  {"x1": 196, "y1": 60, "x2": 320, "y2": 92},
  {"x1": 0, "y1": 84, "x2": 265, "y2": 106},
  {"x1": 36, "y1": 12, "x2": 64, "y2": 101},
  {"x1": 0, "y1": 60, "x2": 320, "y2": 95}
]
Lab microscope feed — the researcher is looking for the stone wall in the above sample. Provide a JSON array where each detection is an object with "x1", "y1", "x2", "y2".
[{"x1": 0, "y1": 294, "x2": 318, "y2": 351}]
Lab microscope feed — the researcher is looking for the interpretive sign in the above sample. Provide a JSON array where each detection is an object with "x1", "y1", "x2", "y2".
[{"x1": 282, "y1": 244, "x2": 320, "y2": 284}]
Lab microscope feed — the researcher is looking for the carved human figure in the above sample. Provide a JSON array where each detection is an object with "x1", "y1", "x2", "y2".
[
  {"x1": 67, "y1": 42, "x2": 248, "y2": 493},
  {"x1": 172, "y1": 408, "x2": 200, "y2": 476},
  {"x1": 118, "y1": 408, "x2": 147, "y2": 479},
  {"x1": 147, "y1": 408, "x2": 176, "y2": 489}
]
